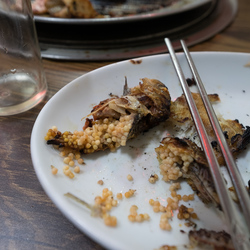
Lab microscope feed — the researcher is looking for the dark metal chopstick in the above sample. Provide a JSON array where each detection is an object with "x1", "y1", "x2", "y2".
[{"x1": 165, "y1": 38, "x2": 250, "y2": 250}]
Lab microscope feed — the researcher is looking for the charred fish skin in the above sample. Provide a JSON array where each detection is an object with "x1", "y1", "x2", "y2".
[
  {"x1": 45, "y1": 78, "x2": 171, "y2": 154},
  {"x1": 188, "y1": 229, "x2": 234, "y2": 250},
  {"x1": 230, "y1": 125, "x2": 250, "y2": 154},
  {"x1": 156, "y1": 91, "x2": 250, "y2": 208},
  {"x1": 185, "y1": 162, "x2": 221, "y2": 209},
  {"x1": 169, "y1": 92, "x2": 250, "y2": 165}
]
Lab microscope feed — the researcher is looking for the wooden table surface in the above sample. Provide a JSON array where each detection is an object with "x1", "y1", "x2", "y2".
[{"x1": 1, "y1": 0, "x2": 249, "y2": 249}]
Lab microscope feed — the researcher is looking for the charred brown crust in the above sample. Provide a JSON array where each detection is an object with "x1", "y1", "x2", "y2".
[
  {"x1": 231, "y1": 126, "x2": 250, "y2": 153},
  {"x1": 189, "y1": 229, "x2": 233, "y2": 250},
  {"x1": 185, "y1": 163, "x2": 221, "y2": 209},
  {"x1": 88, "y1": 78, "x2": 171, "y2": 139}
]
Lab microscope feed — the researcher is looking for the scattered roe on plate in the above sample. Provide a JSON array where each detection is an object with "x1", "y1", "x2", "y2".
[
  {"x1": 94, "y1": 188, "x2": 118, "y2": 227},
  {"x1": 45, "y1": 126, "x2": 85, "y2": 178},
  {"x1": 148, "y1": 173, "x2": 159, "y2": 184},
  {"x1": 51, "y1": 165, "x2": 58, "y2": 175},
  {"x1": 124, "y1": 189, "x2": 136, "y2": 198},
  {"x1": 128, "y1": 205, "x2": 150, "y2": 223},
  {"x1": 127, "y1": 174, "x2": 133, "y2": 181},
  {"x1": 47, "y1": 128, "x2": 198, "y2": 231},
  {"x1": 149, "y1": 182, "x2": 198, "y2": 231}
]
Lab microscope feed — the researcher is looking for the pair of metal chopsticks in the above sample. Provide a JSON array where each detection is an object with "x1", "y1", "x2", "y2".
[{"x1": 165, "y1": 38, "x2": 250, "y2": 250}]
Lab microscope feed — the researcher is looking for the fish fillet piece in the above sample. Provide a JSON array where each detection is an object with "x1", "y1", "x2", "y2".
[
  {"x1": 169, "y1": 92, "x2": 250, "y2": 165},
  {"x1": 45, "y1": 78, "x2": 171, "y2": 154},
  {"x1": 155, "y1": 137, "x2": 220, "y2": 207},
  {"x1": 156, "y1": 92, "x2": 250, "y2": 207}
]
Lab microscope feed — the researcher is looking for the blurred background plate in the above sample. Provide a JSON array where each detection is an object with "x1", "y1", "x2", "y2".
[
  {"x1": 34, "y1": 0, "x2": 212, "y2": 24},
  {"x1": 35, "y1": 0, "x2": 237, "y2": 61}
]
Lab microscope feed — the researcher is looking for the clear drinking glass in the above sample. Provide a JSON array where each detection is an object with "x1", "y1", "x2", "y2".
[{"x1": 0, "y1": 0, "x2": 47, "y2": 116}]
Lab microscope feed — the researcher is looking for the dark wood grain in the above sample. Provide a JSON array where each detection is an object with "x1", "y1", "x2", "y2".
[{"x1": 0, "y1": 0, "x2": 249, "y2": 249}]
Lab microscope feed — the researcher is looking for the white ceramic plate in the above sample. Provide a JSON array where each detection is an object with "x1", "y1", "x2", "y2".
[
  {"x1": 34, "y1": 0, "x2": 212, "y2": 24},
  {"x1": 31, "y1": 52, "x2": 250, "y2": 250}
]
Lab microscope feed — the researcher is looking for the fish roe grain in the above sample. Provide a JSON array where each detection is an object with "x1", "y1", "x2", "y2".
[
  {"x1": 111, "y1": 200, "x2": 118, "y2": 207},
  {"x1": 166, "y1": 211, "x2": 172, "y2": 218},
  {"x1": 171, "y1": 191, "x2": 177, "y2": 197},
  {"x1": 77, "y1": 158, "x2": 84, "y2": 164},
  {"x1": 143, "y1": 213, "x2": 150, "y2": 220},
  {"x1": 149, "y1": 199, "x2": 154, "y2": 206},
  {"x1": 51, "y1": 165, "x2": 58, "y2": 175},
  {"x1": 68, "y1": 153, "x2": 74, "y2": 159},
  {"x1": 153, "y1": 206, "x2": 160, "y2": 213},
  {"x1": 97, "y1": 180, "x2": 104, "y2": 185},
  {"x1": 125, "y1": 189, "x2": 136, "y2": 198},
  {"x1": 128, "y1": 205, "x2": 150, "y2": 223},
  {"x1": 135, "y1": 214, "x2": 144, "y2": 222},
  {"x1": 105, "y1": 203, "x2": 112, "y2": 211},
  {"x1": 128, "y1": 215, "x2": 136, "y2": 222},
  {"x1": 51, "y1": 126, "x2": 58, "y2": 131},
  {"x1": 63, "y1": 165, "x2": 69, "y2": 171},
  {"x1": 127, "y1": 174, "x2": 133, "y2": 181},
  {"x1": 188, "y1": 194, "x2": 195, "y2": 200},
  {"x1": 177, "y1": 213, "x2": 183, "y2": 220},
  {"x1": 153, "y1": 200, "x2": 160, "y2": 206},
  {"x1": 69, "y1": 160, "x2": 75, "y2": 167},
  {"x1": 64, "y1": 169, "x2": 70, "y2": 176},
  {"x1": 95, "y1": 196, "x2": 102, "y2": 205},
  {"x1": 159, "y1": 205, "x2": 166, "y2": 212},
  {"x1": 171, "y1": 202, "x2": 178, "y2": 210},
  {"x1": 75, "y1": 153, "x2": 81, "y2": 160},
  {"x1": 165, "y1": 224, "x2": 172, "y2": 231},
  {"x1": 68, "y1": 171, "x2": 74, "y2": 179},
  {"x1": 191, "y1": 213, "x2": 198, "y2": 219},
  {"x1": 149, "y1": 174, "x2": 159, "y2": 184},
  {"x1": 63, "y1": 157, "x2": 70, "y2": 164},
  {"x1": 60, "y1": 151, "x2": 66, "y2": 157},
  {"x1": 107, "y1": 190, "x2": 113, "y2": 196},
  {"x1": 116, "y1": 193, "x2": 123, "y2": 200},
  {"x1": 182, "y1": 195, "x2": 189, "y2": 202},
  {"x1": 103, "y1": 214, "x2": 117, "y2": 227},
  {"x1": 130, "y1": 205, "x2": 138, "y2": 216},
  {"x1": 177, "y1": 194, "x2": 182, "y2": 200},
  {"x1": 74, "y1": 166, "x2": 80, "y2": 173},
  {"x1": 160, "y1": 213, "x2": 172, "y2": 231}
]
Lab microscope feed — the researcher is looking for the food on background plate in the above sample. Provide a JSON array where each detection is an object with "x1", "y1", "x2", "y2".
[
  {"x1": 32, "y1": 0, "x2": 175, "y2": 18},
  {"x1": 32, "y1": 0, "x2": 99, "y2": 18}
]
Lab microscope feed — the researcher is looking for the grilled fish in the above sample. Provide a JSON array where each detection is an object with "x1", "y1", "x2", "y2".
[
  {"x1": 46, "y1": 78, "x2": 171, "y2": 154},
  {"x1": 156, "y1": 92, "x2": 250, "y2": 207}
]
